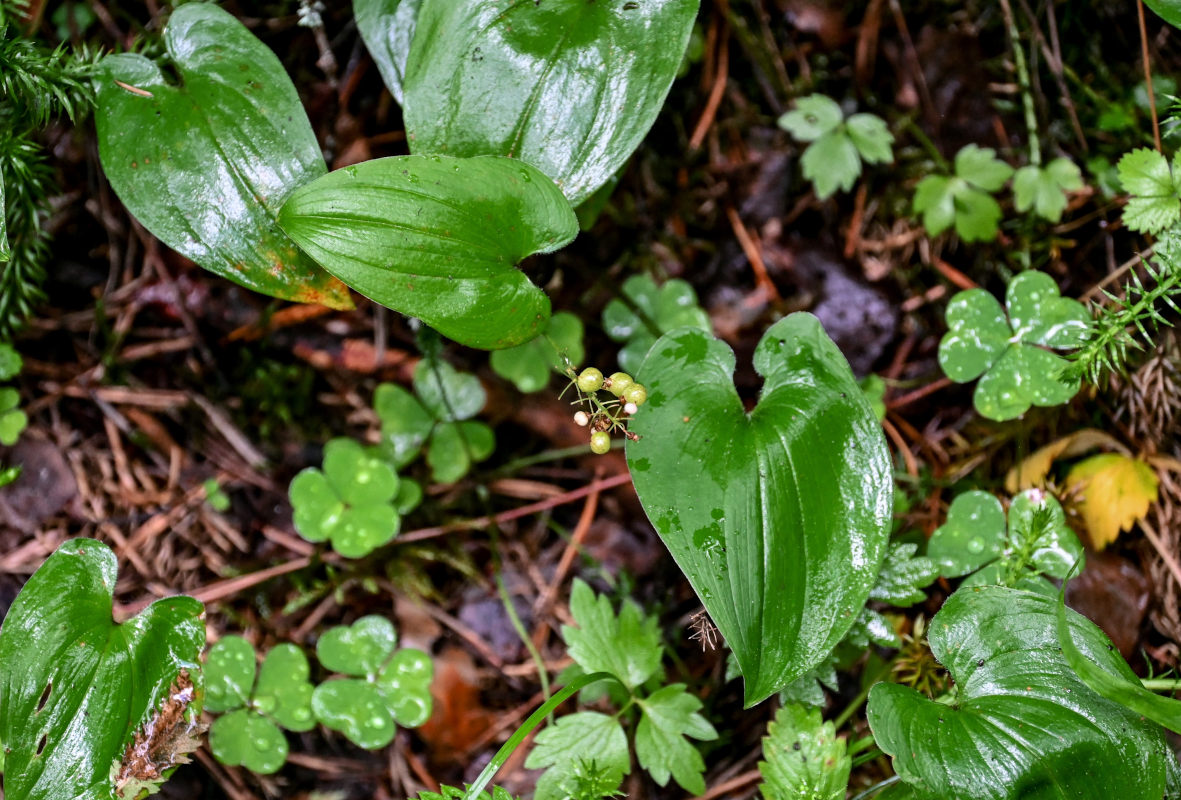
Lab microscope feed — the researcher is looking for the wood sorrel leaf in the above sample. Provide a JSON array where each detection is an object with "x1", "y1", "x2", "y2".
[
  {"x1": 278, "y1": 155, "x2": 577, "y2": 349},
  {"x1": 867, "y1": 585, "x2": 1170, "y2": 800},
  {"x1": 625, "y1": 314, "x2": 892, "y2": 705},
  {"x1": 94, "y1": 4, "x2": 352, "y2": 310},
  {"x1": 0, "y1": 539, "x2": 204, "y2": 800},
  {"x1": 402, "y1": 0, "x2": 699, "y2": 206}
]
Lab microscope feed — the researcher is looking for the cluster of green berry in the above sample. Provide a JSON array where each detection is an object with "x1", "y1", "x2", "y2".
[{"x1": 568, "y1": 367, "x2": 648, "y2": 454}]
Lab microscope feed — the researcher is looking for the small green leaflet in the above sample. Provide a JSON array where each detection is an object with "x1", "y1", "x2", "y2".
[
  {"x1": 778, "y1": 95, "x2": 894, "y2": 199},
  {"x1": 1012, "y1": 157, "x2": 1084, "y2": 223},
  {"x1": 757, "y1": 704, "x2": 850, "y2": 800},
  {"x1": 562, "y1": 578, "x2": 662, "y2": 691},
  {"x1": 913, "y1": 144, "x2": 1013, "y2": 242},
  {"x1": 634, "y1": 684, "x2": 718, "y2": 794},
  {"x1": 489, "y1": 312, "x2": 584, "y2": 394},
  {"x1": 525, "y1": 712, "x2": 628, "y2": 800},
  {"x1": 1118, "y1": 148, "x2": 1181, "y2": 234}
]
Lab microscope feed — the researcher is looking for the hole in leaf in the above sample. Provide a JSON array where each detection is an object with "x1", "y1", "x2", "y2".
[
  {"x1": 35, "y1": 682, "x2": 51, "y2": 714},
  {"x1": 36, "y1": 733, "x2": 47, "y2": 756}
]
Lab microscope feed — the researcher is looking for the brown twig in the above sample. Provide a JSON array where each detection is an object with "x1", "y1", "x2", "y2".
[
  {"x1": 726, "y1": 206, "x2": 781, "y2": 302},
  {"x1": 689, "y1": 7, "x2": 730, "y2": 151}
]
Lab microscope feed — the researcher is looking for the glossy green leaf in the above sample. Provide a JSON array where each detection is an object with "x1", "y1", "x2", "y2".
[
  {"x1": 0, "y1": 539, "x2": 204, "y2": 800},
  {"x1": 312, "y1": 679, "x2": 397, "y2": 750},
  {"x1": 374, "y1": 383, "x2": 434, "y2": 468},
  {"x1": 867, "y1": 586, "x2": 1170, "y2": 800},
  {"x1": 94, "y1": 4, "x2": 352, "y2": 309},
  {"x1": 209, "y1": 709, "x2": 287, "y2": 775},
  {"x1": 377, "y1": 648, "x2": 434, "y2": 727},
  {"x1": 490, "y1": 311, "x2": 584, "y2": 393},
  {"x1": 526, "y1": 712, "x2": 629, "y2": 800},
  {"x1": 757, "y1": 704, "x2": 849, "y2": 800},
  {"x1": 0, "y1": 387, "x2": 27, "y2": 446},
  {"x1": 204, "y1": 636, "x2": 256, "y2": 713},
  {"x1": 1145, "y1": 0, "x2": 1181, "y2": 29},
  {"x1": 626, "y1": 314, "x2": 892, "y2": 705},
  {"x1": 317, "y1": 615, "x2": 398, "y2": 676},
  {"x1": 927, "y1": 491, "x2": 1007, "y2": 578},
  {"x1": 281, "y1": 156, "x2": 575, "y2": 350},
  {"x1": 402, "y1": 0, "x2": 698, "y2": 206},
  {"x1": 939, "y1": 271, "x2": 1091, "y2": 421},
  {"x1": 395, "y1": 478, "x2": 423, "y2": 515},
  {"x1": 323, "y1": 438, "x2": 399, "y2": 507},
  {"x1": 254, "y1": 645, "x2": 315, "y2": 732},
  {"x1": 868, "y1": 542, "x2": 938, "y2": 607},
  {"x1": 354, "y1": 0, "x2": 422, "y2": 105}
]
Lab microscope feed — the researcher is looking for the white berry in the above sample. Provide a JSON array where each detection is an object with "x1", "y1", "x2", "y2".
[{"x1": 574, "y1": 411, "x2": 590, "y2": 426}]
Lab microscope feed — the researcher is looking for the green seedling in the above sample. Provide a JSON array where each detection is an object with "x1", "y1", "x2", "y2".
[
  {"x1": 311, "y1": 615, "x2": 433, "y2": 750},
  {"x1": 0, "y1": 539, "x2": 205, "y2": 800},
  {"x1": 757, "y1": 704, "x2": 850, "y2": 800},
  {"x1": 777, "y1": 94, "x2": 894, "y2": 199},
  {"x1": 375, "y1": 358, "x2": 495, "y2": 483},
  {"x1": 204, "y1": 637, "x2": 315, "y2": 775},
  {"x1": 927, "y1": 488, "x2": 1084, "y2": 593},
  {"x1": 859, "y1": 374, "x2": 887, "y2": 422},
  {"x1": 601, "y1": 274, "x2": 710, "y2": 375},
  {"x1": 867, "y1": 586, "x2": 1172, "y2": 800},
  {"x1": 1012, "y1": 157, "x2": 1084, "y2": 222},
  {"x1": 289, "y1": 438, "x2": 421, "y2": 558},
  {"x1": 528, "y1": 580, "x2": 717, "y2": 799},
  {"x1": 1117, "y1": 147, "x2": 1181, "y2": 234},
  {"x1": 913, "y1": 144, "x2": 1014, "y2": 242},
  {"x1": 409, "y1": 787, "x2": 518, "y2": 800},
  {"x1": 939, "y1": 270, "x2": 1092, "y2": 420},
  {"x1": 203, "y1": 478, "x2": 230, "y2": 512},
  {"x1": 490, "y1": 311, "x2": 585, "y2": 393}
]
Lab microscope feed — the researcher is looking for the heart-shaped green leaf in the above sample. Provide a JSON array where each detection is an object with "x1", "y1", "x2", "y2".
[
  {"x1": 927, "y1": 491, "x2": 1007, "y2": 578},
  {"x1": 354, "y1": 0, "x2": 422, "y2": 104},
  {"x1": 402, "y1": 0, "x2": 699, "y2": 206},
  {"x1": 278, "y1": 155, "x2": 577, "y2": 349},
  {"x1": 323, "y1": 438, "x2": 400, "y2": 507},
  {"x1": 317, "y1": 615, "x2": 398, "y2": 677},
  {"x1": 374, "y1": 383, "x2": 434, "y2": 468},
  {"x1": 204, "y1": 635, "x2": 256, "y2": 713},
  {"x1": 311, "y1": 679, "x2": 397, "y2": 750},
  {"x1": 94, "y1": 3, "x2": 352, "y2": 309},
  {"x1": 254, "y1": 644, "x2": 315, "y2": 732},
  {"x1": 377, "y1": 649, "x2": 434, "y2": 727},
  {"x1": 427, "y1": 420, "x2": 495, "y2": 484},
  {"x1": 867, "y1": 585, "x2": 1170, "y2": 800},
  {"x1": 209, "y1": 708, "x2": 288, "y2": 775},
  {"x1": 625, "y1": 314, "x2": 892, "y2": 705},
  {"x1": 0, "y1": 539, "x2": 204, "y2": 800}
]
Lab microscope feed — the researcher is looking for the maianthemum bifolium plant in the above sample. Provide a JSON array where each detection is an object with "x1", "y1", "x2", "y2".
[{"x1": 6, "y1": 2, "x2": 1181, "y2": 800}]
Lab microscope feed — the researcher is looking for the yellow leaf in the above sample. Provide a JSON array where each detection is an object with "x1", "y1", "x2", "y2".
[
  {"x1": 1005, "y1": 429, "x2": 1128, "y2": 493},
  {"x1": 1065, "y1": 453, "x2": 1159, "y2": 549}
]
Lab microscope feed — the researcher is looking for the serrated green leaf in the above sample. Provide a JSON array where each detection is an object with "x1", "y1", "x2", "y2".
[
  {"x1": 204, "y1": 636, "x2": 256, "y2": 713},
  {"x1": 845, "y1": 113, "x2": 894, "y2": 164},
  {"x1": 279, "y1": 156, "x2": 577, "y2": 349},
  {"x1": 1119, "y1": 148, "x2": 1181, "y2": 234},
  {"x1": 526, "y1": 712, "x2": 629, "y2": 800},
  {"x1": 414, "y1": 359, "x2": 486, "y2": 422},
  {"x1": 1012, "y1": 158, "x2": 1083, "y2": 222},
  {"x1": 0, "y1": 539, "x2": 205, "y2": 800},
  {"x1": 954, "y1": 144, "x2": 1014, "y2": 191},
  {"x1": 403, "y1": 0, "x2": 700, "y2": 206},
  {"x1": 353, "y1": 0, "x2": 422, "y2": 105},
  {"x1": 868, "y1": 542, "x2": 938, "y2": 607},
  {"x1": 757, "y1": 704, "x2": 849, "y2": 800},
  {"x1": 562, "y1": 579, "x2": 663, "y2": 690},
  {"x1": 867, "y1": 586, "x2": 1170, "y2": 800},
  {"x1": 778, "y1": 95, "x2": 844, "y2": 141},
  {"x1": 776, "y1": 657, "x2": 840, "y2": 709},
  {"x1": 801, "y1": 132, "x2": 861, "y2": 199},
  {"x1": 634, "y1": 684, "x2": 718, "y2": 794},
  {"x1": 317, "y1": 616, "x2": 398, "y2": 677},
  {"x1": 951, "y1": 186, "x2": 1004, "y2": 242},
  {"x1": 490, "y1": 311, "x2": 585, "y2": 393},
  {"x1": 374, "y1": 382, "x2": 433, "y2": 468},
  {"x1": 254, "y1": 645, "x2": 315, "y2": 732},
  {"x1": 94, "y1": 4, "x2": 352, "y2": 309},
  {"x1": 209, "y1": 708, "x2": 288, "y2": 775},
  {"x1": 626, "y1": 315, "x2": 892, "y2": 705}
]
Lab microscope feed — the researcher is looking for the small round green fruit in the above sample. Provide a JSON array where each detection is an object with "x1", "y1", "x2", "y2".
[
  {"x1": 589, "y1": 431, "x2": 611, "y2": 454},
  {"x1": 576, "y1": 368, "x2": 604, "y2": 393},
  {"x1": 606, "y1": 372, "x2": 633, "y2": 397},
  {"x1": 622, "y1": 383, "x2": 647, "y2": 406}
]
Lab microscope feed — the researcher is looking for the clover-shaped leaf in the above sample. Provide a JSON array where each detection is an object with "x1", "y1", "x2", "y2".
[
  {"x1": 602, "y1": 275, "x2": 711, "y2": 374},
  {"x1": 1118, "y1": 147, "x2": 1181, "y2": 234},
  {"x1": 311, "y1": 616, "x2": 434, "y2": 750},
  {"x1": 778, "y1": 95, "x2": 894, "y2": 199},
  {"x1": 204, "y1": 638, "x2": 315, "y2": 775},
  {"x1": 939, "y1": 271, "x2": 1092, "y2": 420},
  {"x1": 914, "y1": 144, "x2": 1014, "y2": 241},
  {"x1": 928, "y1": 489, "x2": 1083, "y2": 587},
  {"x1": 427, "y1": 420, "x2": 495, "y2": 484},
  {"x1": 0, "y1": 386, "x2": 28, "y2": 446},
  {"x1": 289, "y1": 438, "x2": 402, "y2": 558},
  {"x1": 867, "y1": 586, "x2": 1171, "y2": 800},
  {"x1": 413, "y1": 358, "x2": 486, "y2": 423},
  {"x1": 374, "y1": 383, "x2": 434, "y2": 469},
  {"x1": 1013, "y1": 157, "x2": 1084, "y2": 222},
  {"x1": 490, "y1": 311, "x2": 585, "y2": 393},
  {"x1": 0, "y1": 343, "x2": 22, "y2": 380}
]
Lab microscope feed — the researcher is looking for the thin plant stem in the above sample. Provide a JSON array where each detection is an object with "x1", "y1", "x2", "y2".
[
  {"x1": 998, "y1": 0, "x2": 1040, "y2": 166},
  {"x1": 496, "y1": 573, "x2": 551, "y2": 710},
  {"x1": 850, "y1": 775, "x2": 901, "y2": 800}
]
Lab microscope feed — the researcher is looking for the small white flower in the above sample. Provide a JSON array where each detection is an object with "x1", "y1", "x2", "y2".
[{"x1": 573, "y1": 411, "x2": 590, "y2": 426}]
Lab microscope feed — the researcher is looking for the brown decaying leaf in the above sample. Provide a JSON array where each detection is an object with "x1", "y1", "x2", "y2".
[{"x1": 113, "y1": 670, "x2": 206, "y2": 798}]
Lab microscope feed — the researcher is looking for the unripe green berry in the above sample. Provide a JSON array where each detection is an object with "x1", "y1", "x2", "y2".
[
  {"x1": 606, "y1": 372, "x2": 633, "y2": 397},
  {"x1": 576, "y1": 367, "x2": 604, "y2": 393},
  {"x1": 622, "y1": 383, "x2": 647, "y2": 406},
  {"x1": 589, "y1": 431, "x2": 611, "y2": 454}
]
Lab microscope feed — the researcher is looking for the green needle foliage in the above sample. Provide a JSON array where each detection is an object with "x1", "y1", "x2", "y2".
[
  {"x1": 777, "y1": 94, "x2": 894, "y2": 199},
  {"x1": 527, "y1": 580, "x2": 718, "y2": 799}
]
